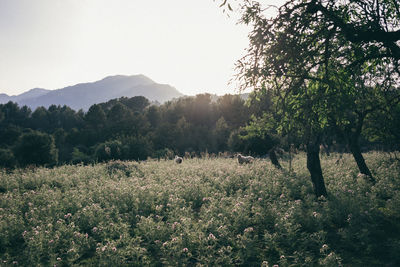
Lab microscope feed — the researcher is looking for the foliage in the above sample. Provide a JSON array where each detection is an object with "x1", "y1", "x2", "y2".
[
  {"x1": 0, "y1": 87, "x2": 397, "y2": 170},
  {"x1": 224, "y1": 0, "x2": 400, "y2": 195},
  {"x1": 94, "y1": 140, "x2": 124, "y2": 162},
  {"x1": 214, "y1": 117, "x2": 231, "y2": 152},
  {"x1": 227, "y1": 129, "x2": 246, "y2": 153},
  {"x1": 13, "y1": 130, "x2": 58, "y2": 167},
  {"x1": 0, "y1": 95, "x2": 253, "y2": 167},
  {"x1": 117, "y1": 135, "x2": 153, "y2": 161},
  {"x1": 152, "y1": 148, "x2": 175, "y2": 160},
  {"x1": 0, "y1": 148, "x2": 16, "y2": 169},
  {"x1": 0, "y1": 125, "x2": 22, "y2": 148},
  {"x1": 71, "y1": 148, "x2": 93, "y2": 165},
  {"x1": 364, "y1": 101, "x2": 400, "y2": 150},
  {"x1": 0, "y1": 152, "x2": 399, "y2": 266},
  {"x1": 241, "y1": 113, "x2": 280, "y2": 155}
]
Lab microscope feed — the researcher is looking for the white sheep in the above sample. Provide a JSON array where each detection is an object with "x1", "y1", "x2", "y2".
[
  {"x1": 237, "y1": 154, "x2": 254, "y2": 164},
  {"x1": 174, "y1": 155, "x2": 183, "y2": 164}
]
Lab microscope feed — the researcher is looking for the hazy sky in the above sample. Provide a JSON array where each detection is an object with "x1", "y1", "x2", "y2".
[{"x1": 0, "y1": 0, "x2": 253, "y2": 96}]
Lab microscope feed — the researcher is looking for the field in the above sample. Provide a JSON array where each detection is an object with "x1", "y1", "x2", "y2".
[{"x1": 0, "y1": 152, "x2": 399, "y2": 266}]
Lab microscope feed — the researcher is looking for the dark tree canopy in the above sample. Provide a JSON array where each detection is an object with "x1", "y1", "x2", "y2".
[
  {"x1": 14, "y1": 130, "x2": 58, "y2": 167},
  {"x1": 220, "y1": 0, "x2": 400, "y2": 67}
]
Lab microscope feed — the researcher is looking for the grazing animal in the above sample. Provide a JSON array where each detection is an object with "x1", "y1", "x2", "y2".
[
  {"x1": 174, "y1": 155, "x2": 183, "y2": 164},
  {"x1": 237, "y1": 154, "x2": 254, "y2": 164}
]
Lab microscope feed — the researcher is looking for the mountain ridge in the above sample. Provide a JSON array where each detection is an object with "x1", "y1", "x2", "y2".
[{"x1": 0, "y1": 74, "x2": 184, "y2": 110}]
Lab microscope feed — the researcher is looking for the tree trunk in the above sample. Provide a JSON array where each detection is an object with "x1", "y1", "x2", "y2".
[
  {"x1": 348, "y1": 137, "x2": 375, "y2": 183},
  {"x1": 269, "y1": 148, "x2": 282, "y2": 169},
  {"x1": 346, "y1": 112, "x2": 376, "y2": 184},
  {"x1": 306, "y1": 142, "x2": 328, "y2": 197}
]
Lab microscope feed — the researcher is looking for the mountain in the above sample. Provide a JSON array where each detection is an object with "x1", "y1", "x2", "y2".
[
  {"x1": 0, "y1": 88, "x2": 50, "y2": 104},
  {"x1": 0, "y1": 93, "x2": 8, "y2": 103},
  {"x1": 0, "y1": 75, "x2": 184, "y2": 110}
]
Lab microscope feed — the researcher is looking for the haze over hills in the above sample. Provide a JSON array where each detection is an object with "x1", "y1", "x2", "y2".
[
  {"x1": 0, "y1": 88, "x2": 51, "y2": 104},
  {"x1": 0, "y1": 75, "x2": 184, "y2": 110}
]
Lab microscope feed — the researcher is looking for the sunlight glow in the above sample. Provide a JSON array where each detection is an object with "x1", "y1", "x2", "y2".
[{"x1": 0, "y1": 0, "x2": 251, "y2": 96}]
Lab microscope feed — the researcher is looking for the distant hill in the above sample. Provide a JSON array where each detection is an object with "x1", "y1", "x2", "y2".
[
  {"x1": 0, "y1": 88, "x2": 50, "y2": 104},
  {"x1": 0, "y1": 75, "x2": 184, "y2": 110}
]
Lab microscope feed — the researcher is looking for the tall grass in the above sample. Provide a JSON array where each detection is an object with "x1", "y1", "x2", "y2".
[{"x1": 0, "y1": 152, "x2": 399, "y2": 266}]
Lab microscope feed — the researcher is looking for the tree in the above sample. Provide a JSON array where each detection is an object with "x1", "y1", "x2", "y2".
[
  {"x1": 58, "y1": 105, "x2": 80, "y2": 131},
  {"x1": 121, "y1": 96, "x2": 150, "y2": 112},
  {"x1": 228, "y1": 129, "x2": 247, "y2": 153},
  {"x1": 0, "y1": 109, "x2": 4, "y2": 124},
  {"x1": 217, "y1": 94, "x2": 250, "y2": 128},
  {"x1": 0, "y1": 125, "x2": 22, "y2": 148},
  {"x1": 0, "y1": 102, "x2": 31, "y2": 127},
  {"x1": 241, "y1": 113, "x2": 282, "y2": 169},
  {"x1": 94, "y1": 140, "x2": 123, "y2": 162},
  {"x1": 153, "y1": 122, "x2": 179, "y2": 151},
  {"x1": 0, "y1": 148, "x2": 16, "y2": 169},
  {"x1": 31, "y1": 107, "x2": 50, "y2": 131},
  {"x1": 304, "y1": 0, "x2": 400, "y2": 64},
  {"x1": 85, "y1": 104, "x2": 107, "y2": 129},
  {"x1": 324, "y1": 66, "x2": 399, "y2": 179},
  {"x1": 14, "y1": 130, "x2": 58, "y2": 167},
  {"x1": 187, "y1": 94, "x2": 215, "y2": 127},
  {"x1": 214, "y1": 117, "x2": 230, "y2": 151},
  {"x1": 222, "y1": 0, "x2": 400, "y2": 196},
  {"x1": 106, "y1": 102, "x2": 132, "y2": 137},
  {"x1": 230, "y1": 1, "x2": 335, "y2": 196},
  {"x1": 364, "y1": 99, "x2": 400, "y2": 152},
  {"x1": 118, "y1": 135, "x2": 153, "y2": 161},
  {"x1": 47, "y1": 105, "x2": 62, "y2": 131},
  {"x1": 70, "y1": 147, "x2": 93, "y2": 165},
  {"x1": 146, "y1": 105, "x2": 161, "y2": 128},
  {"x1": 175, "y1": 117, "x2": 192, "y2": 153},
  {"x1": 53, "y1": 128, "x2": 71, "y2": 163},
  {"x1": 220, "y1": 0, "x2": 400, "y2": 64}
]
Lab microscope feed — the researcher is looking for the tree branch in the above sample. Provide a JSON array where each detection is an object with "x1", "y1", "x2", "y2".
[{"x1": 307, "y1": 1, "x2": 400, "y2": 59}]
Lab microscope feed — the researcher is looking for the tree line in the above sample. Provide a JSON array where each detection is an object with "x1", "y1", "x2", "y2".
[
  {"x1": 0, "y1": 94, "x2": 258, "y2": 168},
  {"x1": 1, "y1": 89, "x2": 398, "y2": 170}
]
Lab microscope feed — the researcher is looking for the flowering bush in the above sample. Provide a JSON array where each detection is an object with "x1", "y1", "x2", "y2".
[{"x1": 0, "y1": 152, "x2": 399, "y2": 266}]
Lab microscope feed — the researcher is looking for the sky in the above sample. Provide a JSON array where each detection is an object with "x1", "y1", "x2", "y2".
[{"x1": 0, "y1": 0, "x2": 253, "y2": 96}]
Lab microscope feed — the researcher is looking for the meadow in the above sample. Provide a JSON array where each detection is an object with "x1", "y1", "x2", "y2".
[{"x1": 0, "y1": 152, "x2": 399, "y2": 266}]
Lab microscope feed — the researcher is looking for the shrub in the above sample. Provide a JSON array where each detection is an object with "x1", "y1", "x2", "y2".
[
  {"x1": 118, "y1": 135, "x2": 153, "y2": 161},
  {"x1": 153, "y1": 148, "x2": 175, "y2": 160},
  {"x1": 13, "y1": 130, "x2": 58, "y2": 167},
  {"x1": 71, "y1": 147, "x2": 93, "y2": 165},
  {"x1": 94, "y1": 140, "x2": 123, "y2": 162},
  {"x1": 0, "y1": 148, "x2": 16, "y2": 169}
]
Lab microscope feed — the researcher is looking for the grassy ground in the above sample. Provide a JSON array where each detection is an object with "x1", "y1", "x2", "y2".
[{"x1": 0, "y1": 152, "x2": 399, "y2": 266}]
